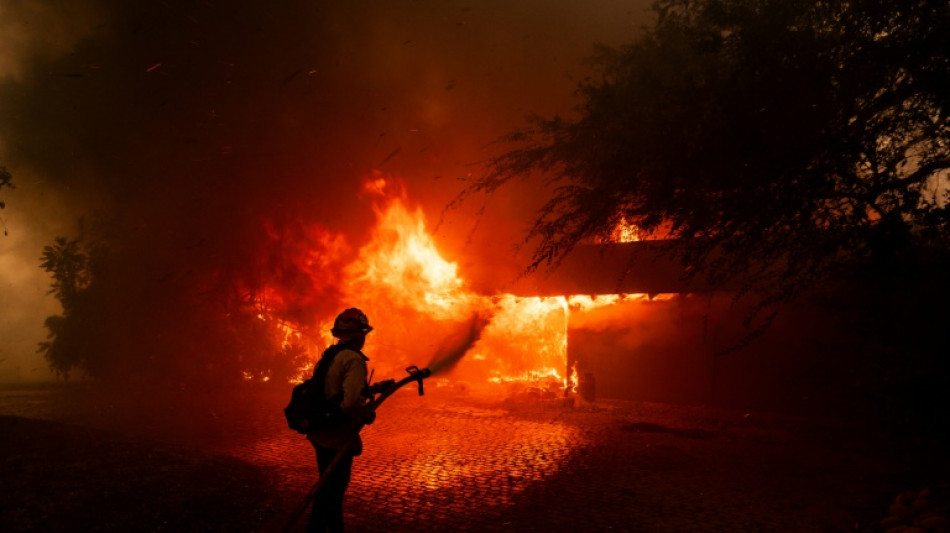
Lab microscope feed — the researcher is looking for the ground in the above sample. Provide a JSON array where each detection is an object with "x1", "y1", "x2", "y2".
[{"x1": 0, "y1": 382, "x2": 940, "y2": 532}]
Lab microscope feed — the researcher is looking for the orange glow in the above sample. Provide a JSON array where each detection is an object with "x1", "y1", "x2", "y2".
[
  {"x1": 567, "y1": 293, "x2": 647, "y2": 311},
  {"x1": 361, "y1": 172, "x2": 389, "y2": 196},
  {"x1": 455, "y1": 295, "x2": 568, "y2": 394},
  {"x1": 610, "y1": 216, "x2": 641, "y2": 242},
  {"x1": 397, "y1": 419, "x2": 578, "y2": 494}
]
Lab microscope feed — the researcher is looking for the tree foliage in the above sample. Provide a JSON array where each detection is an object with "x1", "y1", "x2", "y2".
[
  {"x1": 466, "y1": 0, "x2": 950, "y2": 308},
  {"x1": 38, "y1": 237, "x2": 92, "y2": 380},
  {"x1": 39, "y1": 237, "x2": 91, "y2": 313},
  {"x1": 1, "y1": 165, "x2": 12, "y2": 236}
]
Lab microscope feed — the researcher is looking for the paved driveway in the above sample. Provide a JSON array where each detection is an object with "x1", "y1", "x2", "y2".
[{"x1": 1, "y1": 384, "x2": 902, "y2": 532}]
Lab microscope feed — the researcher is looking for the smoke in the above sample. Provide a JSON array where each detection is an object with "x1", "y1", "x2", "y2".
[
  {"x1": 0, "y1": 0, "x2": 653, "y2": 384},
  {"x1": 0, "y1": 1, "x2": 105, "y2": 82}
]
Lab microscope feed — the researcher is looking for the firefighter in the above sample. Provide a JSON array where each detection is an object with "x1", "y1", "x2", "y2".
[{"x1": 306, "y1": 308, "x2": 377, "y2": 533}]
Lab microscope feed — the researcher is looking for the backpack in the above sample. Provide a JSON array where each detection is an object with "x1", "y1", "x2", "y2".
[{"x1": 284, "y1": 345, "x2": 351, "y2": 433}]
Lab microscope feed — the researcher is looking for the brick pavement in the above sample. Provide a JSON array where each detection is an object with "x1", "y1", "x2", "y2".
[{"x1": 0, "y1": 384, "x2": 902, "y2": 532}]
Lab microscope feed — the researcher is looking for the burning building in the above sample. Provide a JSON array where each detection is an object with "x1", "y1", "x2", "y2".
[
  {"x1": 239, "y1": 174, "x2": 577, "y2": 395},
  {"x1": 235, "y1": 172, "x2": 839, "y2": 416}
]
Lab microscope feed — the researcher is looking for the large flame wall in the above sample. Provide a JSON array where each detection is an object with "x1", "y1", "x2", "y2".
[{"x1": 253, "y1": 175, "x2": 579, "y2": 392}]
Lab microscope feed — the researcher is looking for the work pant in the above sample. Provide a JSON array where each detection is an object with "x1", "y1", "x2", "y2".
[{"x1": 307, "y1": 444, "x2": 355, "y2": 533}]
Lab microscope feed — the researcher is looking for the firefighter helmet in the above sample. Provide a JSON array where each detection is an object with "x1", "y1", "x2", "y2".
[{"x1": 331, "y1": 308, "x2": 373, "y2": 339}]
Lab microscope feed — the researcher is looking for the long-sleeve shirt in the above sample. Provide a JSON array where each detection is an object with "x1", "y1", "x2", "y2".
[{"x1": 306, "y1": 347, "x2": 374, "y2": 454}]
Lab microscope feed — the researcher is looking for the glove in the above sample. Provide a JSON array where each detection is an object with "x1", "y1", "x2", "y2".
[{"x1": 364, "y1": 411, "x2": 377, "y2": 425}]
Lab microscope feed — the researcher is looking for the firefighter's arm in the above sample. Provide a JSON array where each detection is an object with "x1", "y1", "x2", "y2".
[{"x1": 338, "y1": 353, "x2": 376, "y2": 423}]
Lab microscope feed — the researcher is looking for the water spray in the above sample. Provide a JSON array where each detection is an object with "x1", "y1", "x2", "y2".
[{"x1": 425, "y1": 311, "x2": 493, "y2": 376}]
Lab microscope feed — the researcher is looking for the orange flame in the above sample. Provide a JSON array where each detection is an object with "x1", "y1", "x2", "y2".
[
  {"x1": 568, "y1": 361, "x2": 579, "y2": 393},
  {"x1": 347, "y1": 197, "x2": 473, "y2": 319},
  {"x1": 609, "y1": 216, "x2": 641, "y2": 243}
]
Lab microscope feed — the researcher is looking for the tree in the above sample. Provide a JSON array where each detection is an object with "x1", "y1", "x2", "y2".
[
  {"x1": 457, "y1": 0, "x2": 950, "y2": 449},
  {"x1": 463, "y1": 0, "x2": 949, "y2": 311},
  {"x1": 39, "y1": 237, "x2": 91, "y2": 313},
  {"x1": 1, "y1": 165, "x2": 12, "y2": 236},
  {"x1": 38, "y1": 237, "x2": 92, "y2": 380}
]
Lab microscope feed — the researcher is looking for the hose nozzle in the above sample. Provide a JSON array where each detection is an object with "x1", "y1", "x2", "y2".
[{"x1": 405, "y1": 365, "x2": 432, "y2": 395}]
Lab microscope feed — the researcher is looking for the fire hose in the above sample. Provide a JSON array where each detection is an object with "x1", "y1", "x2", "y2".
[{"x1": 280, "y1": 365, "x2": 432, "y2": 533}]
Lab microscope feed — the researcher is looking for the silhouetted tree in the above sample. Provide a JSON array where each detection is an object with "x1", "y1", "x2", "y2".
[
  {"x1": 38, "y1": 237, "x2": 92, "y2": 380},
  {"x1": 39, "y1": 237, "x2": 91, "y2": 312},
  {"x1": 461, "y1": 0, "x2": 950, "y2": 450},
  {"x1": 0, "y1": 166, "x2": 12, "y2": 236},
  {"x1": 465, "y1": 0, "x2": 949, "y2": 310}
]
